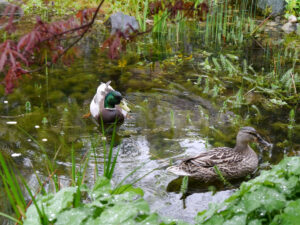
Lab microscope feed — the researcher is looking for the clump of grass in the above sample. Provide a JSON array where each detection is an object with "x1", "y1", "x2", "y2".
[
  {"x1": 100, "y1": 120, "x2": 120, "y2": 180},
  {"x1": 0, "y1": 154, "x2": 26, "y2": 224}
]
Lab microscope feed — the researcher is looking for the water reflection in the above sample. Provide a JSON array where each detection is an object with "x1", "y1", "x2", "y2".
[{"x1": 0, "y1": 22, "x2": 299, "y2": 224}]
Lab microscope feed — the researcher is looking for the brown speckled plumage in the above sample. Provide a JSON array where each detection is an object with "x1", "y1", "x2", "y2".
[{"x1": 167, "y1": 127, "x2": 269, "y2": 182}]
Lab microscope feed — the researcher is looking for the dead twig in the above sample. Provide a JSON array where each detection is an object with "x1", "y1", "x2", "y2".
[
  {"x1": 250, "y1": 13, "x2": 274, "y2": 36},
  {"x1": 291, "y1": 73, "x2": 297, "y2": 95}
]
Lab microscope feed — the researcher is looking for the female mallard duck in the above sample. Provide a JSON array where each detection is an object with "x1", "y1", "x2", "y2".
[
  {"x1": 167, "y1": 127, "x2": 271, "y2": 182},
  {"x1": 90, "y1": 81, "x2": 130, "y2": 124}
]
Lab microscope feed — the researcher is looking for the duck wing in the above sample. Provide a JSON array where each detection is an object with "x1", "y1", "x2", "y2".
[
  {"x1": 182, "y1": 147, "x2": 243, "y2": 168},
  {"x1": 90, "y1": 81, "x2": 114, "y2": 118}
]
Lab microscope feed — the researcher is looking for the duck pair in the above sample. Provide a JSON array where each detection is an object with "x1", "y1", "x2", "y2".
[{"x1": 90, "y1": 82, "x2": 271, "y2": 182}]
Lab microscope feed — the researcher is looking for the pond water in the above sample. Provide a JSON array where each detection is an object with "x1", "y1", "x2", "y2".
[{"x1": 0, "y1": 22, "x2": 299, "y2": 224}]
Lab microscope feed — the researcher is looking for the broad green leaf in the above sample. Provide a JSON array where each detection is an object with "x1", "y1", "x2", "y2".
[
  {"x1": 223, "y1": 214, "x2": 246, "y2": 225},
  {"x1": 243, "y1": 186, "x2": 285, "y2": 213},
  {"x1": 91, "y1": 176, "x2": 111, "y2": 199},
  {"x1": 202, "y1": 214, "x2": 224, "y2": 225},
  {"x1": 45, "y1": 187, "x2": 77, "y2": 221},
  {"x1": 113, "y1": 184, "x2": 144, "y2": 196},
  {"x1": 196, "y1": 203, "x2": 224, "y2": 224},
  {"x1": 286, "y1": 157, "x2": 300, "y2": 175},
  {"x1": 23, "y1": 194, "x2": 54, "y2": 225},
  {"x1": 248, "y1": 219, "x2": 262, "y2": 225},
  {"x1": 24, "y1": 187, "x2": 77, "y2": 224},
  {"x1": 196, "y1": 157, "x2": 300, "y2": 224},
  {"x1": 271, "y1": 200, "x2": 300, "y2": 225},
  {"x1": 55, "y1": 208, "x2": 93, "y2": 225},
  {"x1": 86, "y1": 199, "x2": 149, "y2": 225}
]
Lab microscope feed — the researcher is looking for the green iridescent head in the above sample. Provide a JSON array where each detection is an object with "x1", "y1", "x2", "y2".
[{"x1": 104, "y1": 91, "x2": 123, "y2": 108}]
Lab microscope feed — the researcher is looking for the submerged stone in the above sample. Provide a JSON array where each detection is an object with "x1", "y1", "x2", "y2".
[{"x1": 104, "y1": 12, "x2": 139, "y2": 35}]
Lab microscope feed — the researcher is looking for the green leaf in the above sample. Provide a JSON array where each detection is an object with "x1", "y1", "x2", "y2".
[
  {"x1": 55, "y1": 208, "x2": 93, "y2": 225},
  {"x1": 137, "y1": 213, "x2": 160, "y2": 224},
  {"x1": 223, "y1": 214, "x2": 246, "y2": 225},
  {"x1": 23, "y1": 194, "x2": 53, "y2": 225},
  {"x1": 86, "y1": 199, "x2": 149, "y2": 225},
  {"x1": 271, "y1": 199, "x2": 300, "y2": 225},
  {"x1": 91, "y1": 177, "x2": 111, "y2": 199},
  {"x1": 113, "y1": 184, "x2": 144, "y2": 196},
  {"x1": 24, "y1": 187, "x2": 77, "y2": 224},
  {"x1": 243, "y1": 186, "x2": 285, "y2": 213},
  {"x1": 248, "y1": 219, "x2": 262, "y2": 225},
  {"x1": 202, "y1": 214, "x2": 224, "y2": 225},
  {"x1": 286, "y1": 157, "x2": 300, "y2": 175},
  {"x1": 45, "y1": 187, "x2": 77, "y2": 221},
  {"x1": 196, "y1": 157, "x2": 300, "y2": 224},
  {"x1": 196, "y1": 203, "x2": 225, "y2": 224}
]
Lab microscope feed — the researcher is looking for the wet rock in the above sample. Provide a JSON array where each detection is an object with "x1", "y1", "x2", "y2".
[
  {"x1": 281, "y1": 15, "x2": 298, "y2": 34},
  {"x1": 257, "y1": 0, "x2": 286, "y2": 15},
  {"x1": 104, "y1": 12, "x2": 139, "y2": 35},
  {"x1": 288, "y1": 15, "x2": 297, "y2": 23}
]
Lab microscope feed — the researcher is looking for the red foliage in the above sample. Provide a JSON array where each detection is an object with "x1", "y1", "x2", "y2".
[
  {"x1": 0, "y1": 41, "x2": 29, "y2": 93},
  {"x1": 0, "y1": 1, "x2": 100, "y2": 93},
  {"x1": 0, "y1": 0, "x2": 207, "y2": 93},
  {"x1": 76, "y1": 8, "x2": 98, "y2": 25},
  {"x1": 102, "y1": 30, "x2": 130, "y2": 59},
  {"x1": 0, "y1": 3, "x2": 21, "y2": 33}
]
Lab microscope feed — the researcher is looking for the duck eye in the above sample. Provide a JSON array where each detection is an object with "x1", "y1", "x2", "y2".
[{"x1": 248, "y1": 132, "x2": 258, "y2": 138}]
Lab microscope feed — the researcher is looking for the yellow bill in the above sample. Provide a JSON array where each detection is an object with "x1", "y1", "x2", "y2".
[{"x1": 119, "y1": 99, "x2": 131, "y2": 112}]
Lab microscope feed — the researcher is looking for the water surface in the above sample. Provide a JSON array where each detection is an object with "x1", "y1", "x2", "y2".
[{"x1": 0, "y1": 21, "x2": 299, "y2": 224}]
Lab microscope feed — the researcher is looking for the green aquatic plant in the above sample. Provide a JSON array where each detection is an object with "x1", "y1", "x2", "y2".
[
  {"x1": 25, "y1": 101, "x2": 31, "y2": 113},
  {"x1": 204, "y1": 0, "x2": 257, "y2": 48},
  {"x1": 180, "y1": 176, "x2": 189, "y2": 196},
  {"x1": 196, "y1": 157, "x2": 300, "y2": 225},
  {"x1": 170, "y1": 109, "x2": 175, "y2": 129},
  {"x1": 288, "y1": 109, "x2": 296, "y2": 139},
  {"x1": 99, "y1": 120, "x2": 120, "y2": 180},
  {"x1": 21, "y1": 176, "x2": 185, "y2": 225},
  {"x1": 213, "y1": 165, "x2": 232, "y2": 187},
  {"x1": 285, "y1": 0, "x2": 300, "y2": 18},
  {"x1": 41, "y1": 117, "x2": 48, "y2": 126},
  {"x1": 0, "y1": 153, "x2": 26, "y2": 223},
  {"x1": 21, "y1": 0, "x2": 93, "y2": 18},
  {"x1": 0, "y1": 126, "x2": 184, "y2": 225}
]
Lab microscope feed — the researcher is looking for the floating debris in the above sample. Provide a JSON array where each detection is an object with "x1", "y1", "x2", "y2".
[
  {"x1": 6, "y1": 121, "x2": 17, "y2": 125},
  {"x1": 42, "y1": 138, "x2": 48, "y2": 142},
  {"x1": 11, "y1": 153, "x2": 21, "y2": 157},
  {"x1": 35, "y1": 125, "x2": 40, "y2": 129}
]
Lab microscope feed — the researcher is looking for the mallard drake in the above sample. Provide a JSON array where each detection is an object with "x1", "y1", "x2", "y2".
[
  {"x1": 167, "y1": 127, "x2": 271, "y2": 182},
  {"x1": 90, "y1": 81, "x2": 130, "y2": 124}
]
